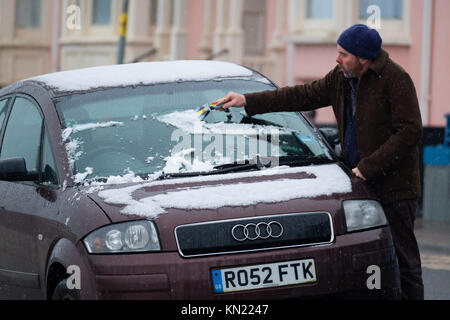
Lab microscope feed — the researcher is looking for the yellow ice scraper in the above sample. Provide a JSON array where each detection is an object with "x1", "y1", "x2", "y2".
[{"x1": 196, "y1": 103, "x2": 223, "y2": 120}]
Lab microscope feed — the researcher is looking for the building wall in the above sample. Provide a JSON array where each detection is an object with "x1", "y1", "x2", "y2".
[
  {"x1": 284, "y1": 0, "x2": 448, "y2": 127},
  {"x1": 287, "y1": 0, "x2": 419, "y2": 124},
  {"x1": 185, "y1": 0, "x2": 205, "y2": 60},
  {"x1": 0, "y1": 0, "x2": 55, "y2": 86},
  {"x1": 429, "y1": 0, "x2": 450, "y2": 126},
  {"x1": 0, "y1": 0, "x2": 448, "y2": 126}
]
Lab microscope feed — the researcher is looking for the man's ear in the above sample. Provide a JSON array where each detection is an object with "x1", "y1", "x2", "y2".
[{"x1": 359, "y1": 58, "x2": 370, "y2": 66}]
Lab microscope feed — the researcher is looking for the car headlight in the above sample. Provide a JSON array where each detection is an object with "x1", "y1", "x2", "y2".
[
  {"x1": 83, "y1": 221, "x2": 161, "y2": 254},
  {"x1": 343, "y1": 200, "x2": 387, "y2": 232}
]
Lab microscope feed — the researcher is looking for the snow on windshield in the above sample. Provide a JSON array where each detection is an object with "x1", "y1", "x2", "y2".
[
  {"x1": 97, "y1": 164, "x2": 352, "y2": 218},
  {"x1": 161, "y1": 148, "x2": 216, "y2": 174},
  {"x1": 153, "y1": 109, "x2": 289, "y2": 174},
  {"x1": 62, "y1": 121, "x2": 124, "y2": 172},
  {"x1": 63, "y1": 110, "x2": 289, "y2": 184},
  {"x1": 157, "y1": 109, "x2": 288, "y2": 135},
  {"x1": 62, "y1": 116, "x2": 234, "y2": 182},
  {"x1": 62, "y1": 121, "x2": 124, "y2": 140}
]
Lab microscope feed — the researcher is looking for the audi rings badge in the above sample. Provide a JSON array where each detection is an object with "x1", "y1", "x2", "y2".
[{"x1": 231, "y1": 221, "x2": 284, "y2": 242}]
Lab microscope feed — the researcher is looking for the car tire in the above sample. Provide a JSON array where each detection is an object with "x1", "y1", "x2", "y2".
[{"x1": 51, "y1": 279, "x2": 80, "y2": 300}]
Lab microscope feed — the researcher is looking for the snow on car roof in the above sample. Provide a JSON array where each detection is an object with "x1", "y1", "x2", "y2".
[{"x1": 28, "y1": 60, "x2": 256, "y2": 92}]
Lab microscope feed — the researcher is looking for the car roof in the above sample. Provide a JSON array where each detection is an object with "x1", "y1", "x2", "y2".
[{"x1": 0, "y1": 60, "x2": 269, "y2": 98}]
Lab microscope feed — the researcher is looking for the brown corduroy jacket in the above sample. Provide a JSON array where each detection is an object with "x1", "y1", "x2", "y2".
[{"x1": 244, "y1": 50, "x2": 422, "y2": 205}]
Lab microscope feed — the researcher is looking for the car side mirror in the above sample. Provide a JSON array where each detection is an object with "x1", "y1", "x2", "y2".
[
  {"x1": 318, "y1": 127, "x2": 342, "y2": 158},
  {"x1": 0, "y1": 158, "x2": 39, "y2": 182}
]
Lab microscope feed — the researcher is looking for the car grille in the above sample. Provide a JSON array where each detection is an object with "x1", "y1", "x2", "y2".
[{"x1": 175, "y1": 212, "x2": 334, "y2": 257}]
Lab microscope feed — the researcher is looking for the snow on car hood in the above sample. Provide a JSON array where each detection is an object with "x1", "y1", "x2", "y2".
[
  {"x1": 28, "y1": 60, "x2": 260, "y2": 92},
  {"x1": 94, "y1": 164, "x2": 352, "y2": 219}
]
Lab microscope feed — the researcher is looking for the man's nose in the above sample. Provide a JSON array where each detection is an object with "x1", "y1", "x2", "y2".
[{"x1": 336, "y1": 56, "x2": 342, "y2": 64}]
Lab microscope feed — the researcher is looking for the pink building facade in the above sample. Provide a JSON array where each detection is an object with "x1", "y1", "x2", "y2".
[
  {"x1": 0, "y1": 0, "x2": 448, "y2": 127},
  {"x1": 182, "y1": 0, "x2": 449, "y2": 127}
]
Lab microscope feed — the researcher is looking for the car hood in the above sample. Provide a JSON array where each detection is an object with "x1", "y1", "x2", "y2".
[{"x1": 84, "y1": 163, "x2": 376, "y2": 250}]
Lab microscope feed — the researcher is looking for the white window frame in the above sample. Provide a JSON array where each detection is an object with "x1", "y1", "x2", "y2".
[
  {"x1": 61, "y1": 0, "x2": 120, "y2": 41},
  {"x1": 87, "y1": 0, "x2": 119, "y2": 37},
  {"x1": 149, "y1": 0, "x2": 158, "y2": 35},
  {"x1": 15, "y1": 0, "x2": 41, "y2": 28},
  {"x1": 287, "y1": 0, "x2": 410, "y2": 45},
  {"x1": 91, "y1": 0, "x2": 113, "y2": 26},
  {"x1": 13, "y1": 0, "x2": 48, "y2": 41},
  {"x1": 303, "y1": 0, "x2": 336, "y2": 30},
  {"x1": 355, "y1": 0, "x2": 411, "y2": 45},
  {"x1": 287, "y1": 0, "x2": 348, "y2": 43}
]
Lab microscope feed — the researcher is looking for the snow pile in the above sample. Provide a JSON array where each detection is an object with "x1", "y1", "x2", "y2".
[
  {"x1": 157, "y1": 109, "x2": 285, "y2": 135},
  {"x1": 97, "y1": 164, "x2": 352, "y2": 218},
  {"x1": 64, "y1": 138, "x2": 84, "y2": 170},
  {"x1": 29, "y1": 60, "x2": 255, "y2": 92},
  {"x1": 161, "y1": 148, "x2": 216, "y2": 174},
  {"x1": 76, "y1": 170, "x2": 146, "y2": 193},
  {"x1": 74, "y1": 167, "x2": 93, "y2": 184},
  {"x1": 103, "y1": 170, "x2": 145, "y2": 185},
  {"x1": 156, "y1": 109, "x2": 200, "y2": 130},
  {"x1": 63, "y1": 121, "x2": 123, "y2": 139}
]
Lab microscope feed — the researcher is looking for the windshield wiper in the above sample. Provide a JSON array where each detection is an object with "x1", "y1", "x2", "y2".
[
  {"x1": 277, "y1": 155, "x2": 335, "y2": 167},
  {"x1": 213, "y1": 156, "x2": 268, "y2": 171},
  {"x1": 157, "y1": 157, "x2": 267, "y2": 180},
  {"x1": 156, "y1": 155, "x2": 334, "y2": 181},
  {"x1": 214, "y1": 155, "x2": 333, "y2": 171},
  {"x1": 157, "y1": 165, "x2": 258, "y2": 180}
]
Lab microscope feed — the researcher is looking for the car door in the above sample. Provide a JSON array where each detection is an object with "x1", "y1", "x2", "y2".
[{"x1": 0, "y1": 94, "x2": 59, "y2": 299}]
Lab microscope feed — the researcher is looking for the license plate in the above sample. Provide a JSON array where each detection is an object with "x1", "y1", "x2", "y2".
[{"x1": 211, "y1": 259, "x2": 316, "y2": 293}]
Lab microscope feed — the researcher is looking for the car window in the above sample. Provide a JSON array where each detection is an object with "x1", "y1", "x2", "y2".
[
  {"x1": 0, "y1": 97, "x2": 43, "y2": 172},
  {"x1": 54, "y1": 80, "x2": 332, "y2": 183},
  {"x1": 41, "y1": 128, "x2": 58, "y2": 185},
  {"x1": 0, "y1": 98, "x2": 10, "y2": 134}
]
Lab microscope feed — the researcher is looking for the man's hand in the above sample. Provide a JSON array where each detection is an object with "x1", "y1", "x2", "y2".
[
  {"x1": 352, "y1": 167, "x2": 367, "y2": 181},
  {"x1": 212, "y1": 92, "x2": 246, "y2": 110}
]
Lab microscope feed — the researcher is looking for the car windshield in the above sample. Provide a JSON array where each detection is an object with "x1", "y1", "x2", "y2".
[{"x1": 54, "y1": 79, "x2": 333, "y2": 183}]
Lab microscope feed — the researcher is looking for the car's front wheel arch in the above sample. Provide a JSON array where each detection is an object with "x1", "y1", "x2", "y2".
[
  {"x1": 45, "y1": 238, "x2": 97, "y2": 300},
  {"x1": 51, "y1": 278, "x2": 81, "y2": 300},
  {"x1": 46, "y1": 262, "x2": 68, "y2": 300}
]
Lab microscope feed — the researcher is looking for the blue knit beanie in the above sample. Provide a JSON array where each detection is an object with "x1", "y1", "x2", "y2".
[{"x1": 337, "y1": 24, "x2": 382, "y2": 60}]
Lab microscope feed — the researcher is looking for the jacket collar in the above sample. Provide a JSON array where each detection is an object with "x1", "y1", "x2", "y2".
[{"x1": 369, "y1": 49, "x2": 389, "y2": 75}]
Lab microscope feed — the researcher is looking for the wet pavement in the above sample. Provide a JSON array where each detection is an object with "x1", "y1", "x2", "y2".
[
  {"x1": 415, "y1": 218, "x2": 450, "y2": 300},
  {"x1": 415, "y1": 218, "x2": 450, "y2": 255}
]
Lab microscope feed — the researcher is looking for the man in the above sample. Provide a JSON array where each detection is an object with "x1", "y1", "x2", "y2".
[{"x1": 212, "y1": 24, "x2": 424, "y2": 300}]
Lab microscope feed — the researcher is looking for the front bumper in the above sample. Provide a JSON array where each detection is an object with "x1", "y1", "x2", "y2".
[{"x1": 84, "y1": 226, "x2": 400, "y2": 300}]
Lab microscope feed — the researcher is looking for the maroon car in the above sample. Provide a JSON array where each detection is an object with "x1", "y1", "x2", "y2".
[{"x1": 0, "y1": 61, "x2": 400, "y2": 299}]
